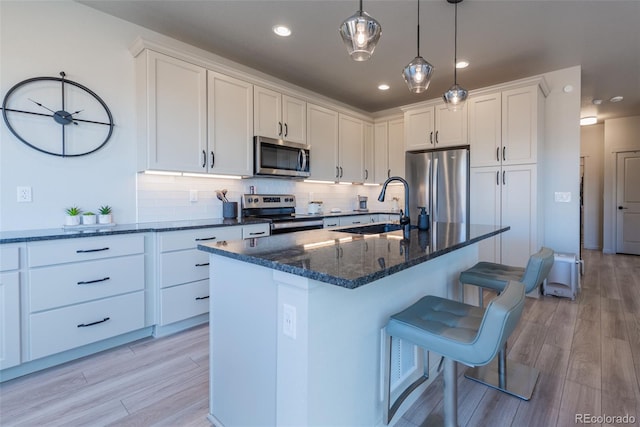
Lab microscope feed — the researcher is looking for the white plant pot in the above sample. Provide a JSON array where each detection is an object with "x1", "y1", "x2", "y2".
[
  {"x1": 65, "y1": 215, "x2": 81, "y2": 226},
  {"x1": 82, "y1": 215, "x2": 97, "y2": 225},
  {"x1": 98, "y1": 214, "x2": 112, "y2": 224}
]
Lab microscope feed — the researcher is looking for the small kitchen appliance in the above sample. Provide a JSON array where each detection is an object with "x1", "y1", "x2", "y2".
[
  {"x1": 308, "y1": 201, "x2": 323, "y2": 215},
  {"x1": 356, "y1": 195, "x2": 368, "y2": 212},
  {"x1": 242, "y1": 194, "x2": 324, "y2": 234}
]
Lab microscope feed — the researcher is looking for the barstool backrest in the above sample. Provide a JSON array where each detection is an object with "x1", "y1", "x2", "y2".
[
  {"x1": 470, "y1": 280, "x2": 525, "y2": 366},
  {"x1": 520, "y1": 247, "x2": 555, "y2": 293}
]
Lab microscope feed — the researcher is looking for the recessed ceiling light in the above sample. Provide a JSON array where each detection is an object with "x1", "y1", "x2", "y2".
[
  {"x1": 378, "y1": 84, "x2": 390, "y2": 91},
  {"x1": 455, "y1": 60, "x2": 469, "y2": 69},
  {"x1": 592, "y1": 99, "x2": 603, "y2": 105},
  {"x1": 272, "y1": 25, "x2": 291, "y2": 37},
  {"x1": 609, "y1": 96, "x2": 624, "y2": 103},
  {"x1": 580, "y1": 116, "x2": 598, "y2": 126}
]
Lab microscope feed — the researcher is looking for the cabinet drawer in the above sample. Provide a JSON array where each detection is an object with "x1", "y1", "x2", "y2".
[
  {"x1": 323, "y1": 218, "x2": 340, "y2": 228},
  {"x1": 339, "y1": 216, "x2": 366, "y2": 226},
  {"x1": 28, "y1": 235, "x2": 144, "y2": 267},
  {"x1": 160, "y1": 279, "x2": 209, "y2": 325},
  {"x1": 242, "y1": 223, "x2": 270, "y2": 239},
  {"x1": 29, "y1": 255, "x2": 144, "y2": 312},
  {"x1": 0, "y1": 245, "x2": 20, "y2": 271},
  {"x1": 29, "y1": 292, "x2": 145, "y2": 360},
  {"x1": 160, "y1": 249, "x2": 209, "y2": 288},
  {"x1": 159, "y1": 227, "x2": 242, "y2": 252}
]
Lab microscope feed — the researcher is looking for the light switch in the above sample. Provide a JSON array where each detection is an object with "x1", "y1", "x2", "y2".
[
  {"x1": 189, "y1": 189, "x2": 198, "y2": 202},
  {"x1": 554, "y1": 192, "x2": 571, "y2": 203}
]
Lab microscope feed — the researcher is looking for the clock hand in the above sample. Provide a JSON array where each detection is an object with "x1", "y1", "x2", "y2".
[
  {"x1": 62, "y1": 109, "x2": 84, "y2": 119},
  {"x1": 28, "y1": 98, "x2": 56, "y2": 114}
]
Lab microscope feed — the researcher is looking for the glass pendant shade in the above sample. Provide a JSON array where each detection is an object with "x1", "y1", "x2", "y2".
[
  {"x1": 339, "y1": 6, "x2": 382, "y2": 62},
  {"x1": 443, "y1": 84, "x2": 468, "y2": 111},
  {"x1": 402, "y1": 56, "x2": 434, "y2": 93}
]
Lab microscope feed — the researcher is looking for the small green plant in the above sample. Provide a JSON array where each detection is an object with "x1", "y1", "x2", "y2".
[
  {"x1": 83, "y1": 211, "x2": 95, "y2": 216},
  {"x1": 98, "y1": 205, "x2": 112, "y2": 215},
  {"x1": 65, "y1": 206, "x2": 81, "y2": 216}
]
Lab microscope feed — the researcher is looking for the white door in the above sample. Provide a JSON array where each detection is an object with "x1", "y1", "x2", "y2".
[
  {"x1": 468, "y1": 92, "x2": 501, "y2": 167},
  {"x1": 616, "y1": 152, "x2": 640, "y2": 254}
]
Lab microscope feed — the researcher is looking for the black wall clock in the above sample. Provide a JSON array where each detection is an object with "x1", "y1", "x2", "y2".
[{"x1": 1, "y1": 71, "x2": 114, "y2": 157}]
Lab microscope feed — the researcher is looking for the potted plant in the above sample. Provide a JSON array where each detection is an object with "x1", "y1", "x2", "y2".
[
  {"x1": 98, "y1": 205, "x2": 112, "y2": 224},
  {"x1": 82, "y1": 211, "x2": 97, "y2": 225},
  {"x1": 64, "y1": 206, "x2": 81, "y2": 226}
]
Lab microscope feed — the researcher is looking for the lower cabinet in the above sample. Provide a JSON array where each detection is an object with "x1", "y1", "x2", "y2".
[
  {"x1": 0, "y1": 244, "x2": 21, "y2": 370},
  {"x1": 160, "y1": 279, "x2": 210, "y2": 326}
]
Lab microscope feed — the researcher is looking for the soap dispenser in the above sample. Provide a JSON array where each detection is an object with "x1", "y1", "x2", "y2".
[{"x1": 417, "y1": 207, "x2": 429, "y2": 230}]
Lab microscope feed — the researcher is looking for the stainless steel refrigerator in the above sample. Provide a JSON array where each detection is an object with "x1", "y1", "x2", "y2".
[{"x1": 406, "y1": 146, "x2": 470, "y2": 225}]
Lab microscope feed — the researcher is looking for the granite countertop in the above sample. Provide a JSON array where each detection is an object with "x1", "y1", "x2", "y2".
[
  {"x1": 0, "y1": 218, "x2": 270, "y2": 244},
  {"x1": 198, "y1": 222, "x2": 509, "y2": 289}
]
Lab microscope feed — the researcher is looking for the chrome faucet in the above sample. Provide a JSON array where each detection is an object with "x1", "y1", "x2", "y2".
[{"x1": 378, "y1": 176, "x2": 410, "y2": 226}]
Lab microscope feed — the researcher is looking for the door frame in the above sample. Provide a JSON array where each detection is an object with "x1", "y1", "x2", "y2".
[{"x1": 614, "y1": 149, "x2": 640, "y2": 254}]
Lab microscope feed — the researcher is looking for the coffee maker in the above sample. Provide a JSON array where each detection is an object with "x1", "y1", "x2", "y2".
[{"x1": 356, "y1": 195, "x2": 368, "y2": 212}]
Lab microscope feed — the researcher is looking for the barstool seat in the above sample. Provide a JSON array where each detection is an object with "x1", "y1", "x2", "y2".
[
  {"x1": 459, "y1": 247, "x2": 555, "y2": 401},
  {"x1": 383, "y1": 281, "x2": 525, "y2": 426}
]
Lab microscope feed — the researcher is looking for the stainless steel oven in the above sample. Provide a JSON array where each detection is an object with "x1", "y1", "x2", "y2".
[
  {"x1": 242, "y1": 194, "x2": 323, "y2": 234},
  {"x1": 254, "y1": 136, "x2": 310, "y2": 178}
]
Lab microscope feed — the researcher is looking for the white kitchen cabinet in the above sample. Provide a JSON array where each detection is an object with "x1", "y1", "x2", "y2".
[
  {"x1": 307, "y1": 103, "x2": 339, "y2": 181},
  {"x1": 470, "y1": 164, "x2": 538, "y2": 267},
  {"x1": 338, "y1": 114, "x2": 364, "y2": 183},
  {"x1": 363, "y1": 122, "x2": 375, "y2": 183},
  {"x1": 374, "y1": 122, "x2": 389, "y2": 182},
  {"x1": 404, "y1": 103, "x2": 466, "y2": 151},
  {"x1": 0, "y1": 245, "x2": 22, "y2": 369},
  {"x1": 26, "y1": 235, "x2": 146, "y2": 360},
  {"x1": 254, "y1": 86, "x2": 306, "y2": 144},
  {"x1": 136, "y1": 50, "x2": 207, "y2": 173},
  {"x1": 338, "y1": 215, "x2": 368, "y2": 226},
  {"x1": 242, "y1": 223, "x2": 270, "y2": 239},
  {"x1": 207, "y1": 71, "x2": 253, "y2": 175},
  {"x1": 469, "y1": 84, "x2": 543, "y2": 167},
  {"x1": 374, "y1": 117, "x2": 405, "y2": 182}
]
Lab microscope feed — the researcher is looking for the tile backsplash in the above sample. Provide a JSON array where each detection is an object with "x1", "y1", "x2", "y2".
[{"x1": 136, "y1": 174, "x2": 405, "y2": 223}]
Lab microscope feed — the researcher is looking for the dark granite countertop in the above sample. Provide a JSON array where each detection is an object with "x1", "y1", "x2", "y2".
[
  {"x1": 198, "y1": 222, "x2": 509, "y2": 289},
  {"x1": 0, "y1": 218, "x2": 270, "y2": 244}
]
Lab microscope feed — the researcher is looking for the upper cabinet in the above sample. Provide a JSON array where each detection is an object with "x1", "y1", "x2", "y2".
[
  {"x1": 338, "y1": 114, "x2": 364, "y2": 183},
  {"x1": 254, "y1": 86, "x2": 306, "y2": 144},
  {"x1": 136, "y1": 50, "x2": 207, "y2": 173},
  {"x1": 404, "y1": 103, "x2": 466, "y2": 151},
  {"x1": 363, "y1": 122, "x2": 374, "y2": 184},
  {"x1": 135, "y1": 50, "x2": 253, "y2": 175},
  {"x1": 307, "y1": 103, "x2": 339, "y2": 181},
  {"x1": 388, "y1": 118, "x2": 405, "y2": 178},
  {"x1": 469, "y1": 84, "x2": 544, "y2": 167},
  {"x1": 374, "y1": 117, "x2": 405, "y2": 182}
]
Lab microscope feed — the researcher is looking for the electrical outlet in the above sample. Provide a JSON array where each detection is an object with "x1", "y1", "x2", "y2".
[
  {"x1": 189, "y1": 189, "x2": 198, "y2": 202},
  {"x1": 283, "y1": 304, "x2": 297, "y2": 339},
  {"x1": 17, "y1": 186, "x2": 32, "y2": 203},
  {"x1": 554, "y1": 192, "x2": 571, "y2": 203}
]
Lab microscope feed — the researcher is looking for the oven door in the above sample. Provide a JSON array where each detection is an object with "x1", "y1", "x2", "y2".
[
  {"x1": 255, "y1": 136, "x2": 310, "y2": 178},
  {"x1": 270, "y1": 219, "x2": 324, "y2": 234}
]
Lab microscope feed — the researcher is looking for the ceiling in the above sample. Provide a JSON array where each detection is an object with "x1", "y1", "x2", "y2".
[{"x1": 80, "y1": 0, "x2": 640, "y2": 122}]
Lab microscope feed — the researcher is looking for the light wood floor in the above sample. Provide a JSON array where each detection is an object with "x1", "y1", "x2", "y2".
[{"x1": 1, "y1": 249, "x2": 638, "y2": 427}]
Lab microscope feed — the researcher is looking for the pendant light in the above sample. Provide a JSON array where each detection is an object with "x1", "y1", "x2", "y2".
[
  {"x1": 339, "y1": 0, "x2": 382, "y2": 61},
  {"x1": 442, "y1": 0, "x2": 468, "y2": 110},
  {"x1": 402, "y1": 0, "x2": 434, "y2": 93}
]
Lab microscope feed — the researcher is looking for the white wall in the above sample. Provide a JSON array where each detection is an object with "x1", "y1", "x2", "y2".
[
  {"x1": 580, "y1": 124, "x2": 604, "y2": 250},
  {"x1": 541, "y1": 66, "x2": 582, "y2": 256},
  {"x1": 602, "y1": 116, "x2": 640, "y2": 253}
]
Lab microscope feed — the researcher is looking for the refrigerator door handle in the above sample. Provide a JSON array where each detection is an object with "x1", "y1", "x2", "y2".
[{"x1": 432, "y1": 157, "x2": 439, "y2": 222}]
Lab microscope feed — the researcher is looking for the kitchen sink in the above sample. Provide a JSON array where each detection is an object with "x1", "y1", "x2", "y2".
[{"x1": 333, "y1": 223, "x2": 413, "y2": 235}]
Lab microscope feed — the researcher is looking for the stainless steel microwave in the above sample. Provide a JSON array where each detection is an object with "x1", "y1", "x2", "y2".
[{"x1": 254, "y1": 136, "x2": 310, "y2": 178}]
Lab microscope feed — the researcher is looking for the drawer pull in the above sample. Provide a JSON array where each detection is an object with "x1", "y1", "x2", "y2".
[
  {"x1": 195, "y1": 236, "x2": 217, "y2": 241},
  {"x1": 77, "y1": 277, "x2": 110, "y2": 285},
  {"x1": 195, "y1": 296, "x2": 210, "y2": 301},
  {"x1": 77, "y1": 317, "x2": 110, "y2": 328},
  {"x1": 76, "y1": 247, "x2": 109, "y2": 253},
  {"x1": 352, "y1": 221, "x2": 361, "y2": 224},
  {"x1": 249, "y1": 231, "x2": 266, "y2": 236},
  {"x1": 195, "y1": 263, "x2": 210, "y2": 267}
]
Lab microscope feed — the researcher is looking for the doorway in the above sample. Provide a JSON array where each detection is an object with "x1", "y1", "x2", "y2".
[{"x1": 616, "y1": 151, "x2": 640, "y2": 255}]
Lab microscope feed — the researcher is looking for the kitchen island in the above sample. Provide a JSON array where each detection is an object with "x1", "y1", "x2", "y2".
[{"x1": 198, "y1": 223, "x2": 508, "y2": 426}]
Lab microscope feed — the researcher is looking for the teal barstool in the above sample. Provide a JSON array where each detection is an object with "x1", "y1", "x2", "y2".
[
  {"x1": 383, "y1": 281, "x2": 526, "y2": 426},
  {"x1": 459, "y1": 247, "x2": 555, "y2": 400}
]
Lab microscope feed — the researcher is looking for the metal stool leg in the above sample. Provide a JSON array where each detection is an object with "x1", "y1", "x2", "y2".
[
  {"x1": 443, "y1": 358, "x2": 458, "y2": 427},
  {"x1": 464, "y1": 342, "x2": 540, "y2": 400}
]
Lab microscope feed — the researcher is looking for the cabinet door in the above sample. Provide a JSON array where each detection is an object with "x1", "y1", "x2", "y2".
[
  {"x1": 307, "y1": 103, "x2": 339, "y2": 181},
  {"x1": 144, "y1": 51, "x2": 207, "y2": 172},
  {"x1": 254, "y1": 86, "x2": 282, "y2": 139},
  {"x1": 282, "y1": 95, "x2": 306, "y2": 144},
  {"x1": 501, "y1": 164, "x2": 537, "y2": 268},
  {"x1": 434, "y1": 103, "x2": 467, "y2": 147},
  {"x1": 374, "y1": 122, "x2": 389, "y2": 182},
  {"x1": 363, "y1": 122, "x2": 374, "y2": 183},
  {"x1": 208, "y1": 72, "x2": 253, "y2": 175},
  {"x1": 338, "y1": 114, "x2": 364, "y2": 182},
  {"x1": 470, "y1": 167, "x2": 501, "y2": 263},
  {"x1": 338, "y1": 216, "x2": 366, "y2": 226},
  {"x1": 404, "y1": 107, "x2": 434, "y2": 151},
  {"x1": 388, "y1": 118, "x2": 405, "y2": 178},
  {"x1": 469, "y1": 93, "x2": 501, "y2": 167},
  {"x1": 502, "y1": 86, "x2": 538, "y2": 165},
  {"x1": 0, "y1": 272, "x2": 20, "y2": 369}
]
